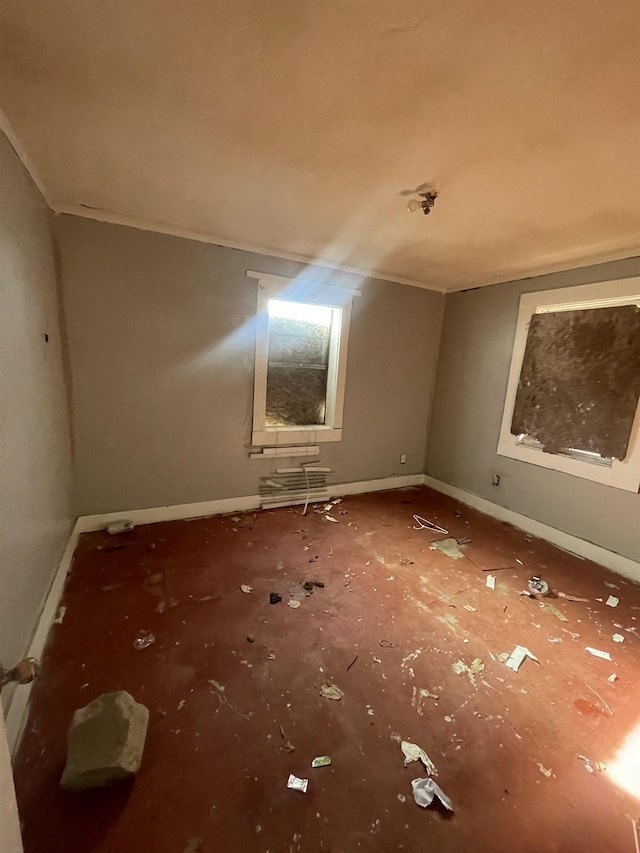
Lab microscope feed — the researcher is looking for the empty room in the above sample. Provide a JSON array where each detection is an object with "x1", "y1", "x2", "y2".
[{"x1": 1, "y1": 2, "x2": 639, "y2": 851}]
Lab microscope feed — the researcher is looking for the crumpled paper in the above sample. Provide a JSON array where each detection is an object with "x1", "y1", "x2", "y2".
[
  {"x1": 401, "y1": 741, "x2": 437, "y2": 776},
  {"x1": 411, "y1": 777, "x2": 454, "y2": 811}
]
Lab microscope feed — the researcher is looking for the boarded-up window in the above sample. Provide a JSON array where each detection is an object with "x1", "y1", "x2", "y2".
[
  {"x1": 510, "y1": 305, "x2": 640, "y2": 460},
  {"x1": 265, "y1": 300, "x2": 335, "y2": 427}
]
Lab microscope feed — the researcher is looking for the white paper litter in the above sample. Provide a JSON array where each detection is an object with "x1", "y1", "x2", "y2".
[
  {"x1": 463, "y1": 604, "x2": 477, "y2": 612},
  {"x1": 505, "y1": 645, "x2": 538, "y2": 672},
  {"x1": 401, "y1": 741, "x2": 437, "y2": 776},
  {"x1": 608, "y1": 673, "x2": 618, "y2": 683},
  {"x1": 606, "y1": 595, "x2": 619, "y2": 607},
  {"x1": 612, "y1": 633, "x2": 625, "y2": 643},
  {"x1": 585, "y1": 647, "x2": 612, "y2": 660},
  {"x1": 486, "y1": 575, "x2": 496, "y2": 590},
  {"x1": 287, "y1": 774, "x2": 308, "y2": 793},
  {"x1": 411, "y1": 777, "x2": 454, "y2": 811},
  {"x1": 287, "y1": 599, "x2": 301, "y2": 608},
  {"x1": 325, "y1": 515, "x2": 339, "y2": 523},
  {"x1": 239, "y1": 584, "x2": 253, "y2": 594}
]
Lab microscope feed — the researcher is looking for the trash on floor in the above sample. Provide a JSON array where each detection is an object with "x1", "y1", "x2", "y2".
[
  {"x1": 585, "y1": 647, "x2": 612, "y2": 660},
  {"x1": 613, "y1": 633, "x2": 625, "y2": 643},
  {"x1": 412, "y1": 686, "x2": 439, "y2": 715},
  {"x1": 412, "y1": 514, "x2": 448, "y2": 534},
  {"x1": 107, "y1": 519, "x2": 134, "y2": 535},
  {"x1": 577, "y1": 755, "x2": 595, "y2": 773},
  {"x1": 319, "y1": 683, "x2": 343, "y2": 701},
  {"x1": 240, "y1": 584, "x2": 253, "y2": 594},
  {"x1": 430, "y1": 537, "x2": 468, "y2": 560},
  {"x1": 60, "y1": 690, "x2": 149, "y2": 790},
  {"x1": 539, "y1": 601, "x2": 569, "y2": 622},
  {"x1": 401, "y1": 740, "x2": 438, "y2": 775},
  {"x1": 287, "y1": 774, "x2": 309, "y2": 793},
  {"x1": 379, "y1": 639, "x2": 394, "y2": 648},
  {"x1": 505, "y1": 645, "x2": 538, "y2": 672},
  {"x1": 608, "y1": 673, "x2": 618, "y2": 683},
  {"x1": 411, "y1": 777, "x2": 454, "y2": 811},
  {"x1": 604, "y1": 581, "x2": 620, "y2": 589},
  {"x1": 346, "y1": 655, "x2": 358, "y2": 671},
  {"x1": 311, "y1": 755, "x2": 332, "y2": 768},
  {"x1": 536, "y1": 762, "x2": 552, "y2": 778},
  {"x1": 325, "y1": 515, "x2": 339, "y2": 523},
  {"x1": 463, "y1": 604, "x2": 478, "y2": 612},
  {"x1": 606, "y1": 595, "x2": 620, "y2": 607},
  {"x1": 287, "y1": 599, "x2": 301, "y2": 609},
  {"x1": 557, "y1": 592, "x2": 589, "y2": 602},
  {"x1": 269, "y1": 593, "x2": 282, "y2": 604},
  {"x1": 452, "y1": 658, "x2": 485, "y2": 684},
  {"x1": 133, "y1": 630, "x2": 156, "y2": 651},
  {"x1": 528, "y1": 576, "x2": 549, "y2": 596},
  {"x1": 54, "y1": 606, "x2": 66, "y2": 625},
  {"x1": 486, "y1": 574, "x2": 496, "y2": 590}
]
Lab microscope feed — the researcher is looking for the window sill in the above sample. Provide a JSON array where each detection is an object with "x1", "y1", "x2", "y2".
[{"x1": 252, "y1": 426, "x2": 342, "y2": 446}]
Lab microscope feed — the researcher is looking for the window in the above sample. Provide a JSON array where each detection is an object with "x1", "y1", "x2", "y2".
[
  {"x1": 497, "y1": 278, "x2": 640, "y2": 492},
  {"x1": 248, "y1": 270, "x2": 358, "y2": 446}
]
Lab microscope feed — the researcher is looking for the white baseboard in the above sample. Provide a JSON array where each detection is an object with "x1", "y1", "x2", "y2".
[
  {"x1": 5, "y1": 520, "x2": 82, "y2": 755},
  {"x1": 423, "y1": 475, "x2": 640, "y2": 584}
]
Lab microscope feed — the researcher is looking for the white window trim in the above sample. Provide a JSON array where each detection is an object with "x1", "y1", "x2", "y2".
[
  {"x1": 497, "y1": 277, "x2": 640, "y2": 493},
  {"x1": 248, "y1": 270, "x2": 359, "y2": 447}
]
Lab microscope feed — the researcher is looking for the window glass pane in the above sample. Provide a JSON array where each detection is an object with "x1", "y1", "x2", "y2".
[{"x1": 265, "y1": 300, "x2": 335, "y2": 427}]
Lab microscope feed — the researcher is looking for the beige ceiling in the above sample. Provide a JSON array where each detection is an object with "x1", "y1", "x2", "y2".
[{"x1": 1, "y1": 1, "x2": 639, "y2": 292}]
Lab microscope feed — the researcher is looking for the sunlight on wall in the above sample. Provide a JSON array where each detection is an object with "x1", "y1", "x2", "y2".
[{"x1": 607, "y1": 717, "x2": 640, "y2": 801}]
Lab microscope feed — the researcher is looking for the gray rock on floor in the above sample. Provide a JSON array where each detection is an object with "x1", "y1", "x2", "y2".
[{"x1": 60, "y1": 690, "x2": 149, "y2": 791}]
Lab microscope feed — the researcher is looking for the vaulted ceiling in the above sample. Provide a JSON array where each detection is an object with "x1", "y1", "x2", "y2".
[{"x1": 1, "y1": 0, "x2": 639, "y2": 291}]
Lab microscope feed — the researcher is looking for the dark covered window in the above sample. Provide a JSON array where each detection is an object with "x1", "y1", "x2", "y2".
[{"x1": 510, "y1": 305, "x2": 640, "y2": 461}]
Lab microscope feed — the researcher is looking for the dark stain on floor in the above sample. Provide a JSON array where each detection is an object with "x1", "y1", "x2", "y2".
[{"x1": 12, "y1": 486, "x2": 640, "y2": 852}]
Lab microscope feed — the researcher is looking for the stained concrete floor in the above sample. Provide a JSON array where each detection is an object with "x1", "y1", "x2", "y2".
[{"x1": 13, "y1": 486, "x2": 640, "y2": 853}]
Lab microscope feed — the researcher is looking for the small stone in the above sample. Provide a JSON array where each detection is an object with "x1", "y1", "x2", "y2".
[{"x1": 60, "y1": 691, "x2": 149, "y2": 790}]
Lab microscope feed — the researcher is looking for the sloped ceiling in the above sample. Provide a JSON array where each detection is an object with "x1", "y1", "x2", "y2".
[{"x1": 1, "y1": 0, "x2": 639, "y2": 291}]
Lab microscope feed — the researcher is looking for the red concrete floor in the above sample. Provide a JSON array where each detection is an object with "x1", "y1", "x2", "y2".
[{"x1": 12, "y1": 486, "x2": 640, "y2": 853}]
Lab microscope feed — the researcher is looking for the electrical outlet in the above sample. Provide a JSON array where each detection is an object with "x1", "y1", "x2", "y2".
[{"x1": 400, "y1": 453, "x2": 407, "y2": 465}]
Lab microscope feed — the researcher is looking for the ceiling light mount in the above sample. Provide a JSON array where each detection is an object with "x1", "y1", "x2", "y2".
[{"x1": 407, "y1": 189, "x2": 439, "y2": 215}]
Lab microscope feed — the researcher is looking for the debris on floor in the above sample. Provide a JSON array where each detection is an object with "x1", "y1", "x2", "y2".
[
  {"x1": 452, "y1": 658, "x2": 485, "y2": 684},
  {"x1": 557, "y1": 591, "x2": 588, "y2": 602},
  {"x1": 106, "y1": 519, "x2": 134, "y2": 535},
  {"x1": 133, "y1": 630, "x2": 156, "y2": 651},
  {"x1": 412, "y1": 514, "x2": 448, "y2": 534},
  {"x1": 608, "y1": 673, "x2": 618, "y2": 682},
  {"x1": 505, "y1": 645, "x2": 538, "y2": 672},
  {"x1": 269, "y1": 593, "x2": 282, "y2": 604},
  {"x1": 606, "y1": 595, "x2": 620, "y2": 607},
  {"x1": 486, "y1": 574, "x2": 496, "y2": 590},
  {"x1": 577, "y1": 755, "x2": 595, "y2": 773},
  {"x1": 463, "y1": 604, "x2": 477, "y2": 612},
  {"x1": 528, "y1": 576, "x2": 549, "y2": 596},
  {"x1": 60, "y1": 690, "x2": 149, "y2": 790},
  {"x1": 411, "y1": 777, "x2": 454, "y2": 811},
  {"x1": 538, "y1": 601, "x2": 569, "y2": 622},
  {"x1": 239, "y1": 584, "x2": 253, "y2": 594},
  {"x1": 379, "y1": 639, "x2": 394, "y2": 648},
  {"x1": 287, "y1": 599, "x2": 301, "y2": 608},
  {"x1": 401, "y1": 741, "x2": 438, "y2": 775},
  {"x1": 53, "y1": 606, "x2": 66, "y2": 625},
  {"x1": 319, "y1": 683, "x2": 343, "y2": 701},
  {"x1": 412, "y1": 686, "x2": 439, "y2": 715},
  {"x1": 325, "y1": 515, "x2": 339, "y2": 523},
  {"x1": 287, "y1": 774, "x2": 309, "y2": 793},
  {"x1": 585, "y1": 647, "x2": 612, "y2": 660},
  {"x1": 613, "y1": 633, "x2": 625, "y2": 643},
  {"x1": 430, "y1": 537, "x2": 468, "y2": 559},
  {"x1": 311, "y1": 755, "x2": 331, "y2": 768}
]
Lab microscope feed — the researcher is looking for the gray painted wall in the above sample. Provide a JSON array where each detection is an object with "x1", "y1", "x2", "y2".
[
  {"x1": 0, "y1": 133, "x2": 72, "y2": 693},
  {"x1": 427, "y1": 257, "x2": 640, "y2": 562},
  {"x1": 53, "y1": 215, "x2": 444, "y2": 516}
]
